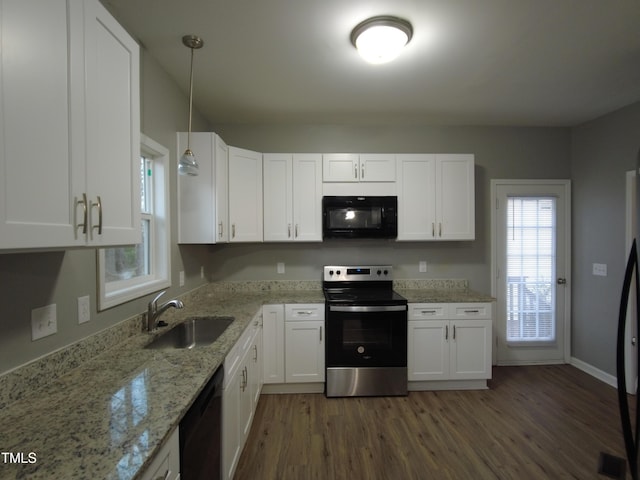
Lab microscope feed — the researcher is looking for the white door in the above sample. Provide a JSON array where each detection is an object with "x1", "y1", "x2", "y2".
[
  {"x1": 292, "y1": 154, "x2": 322, "y2": 241},
  {"x1": 263, "y1": 153, "x2": 293, "y2": 241},
  {"x1": 83, "y1": 0, "x2": 140, "y2": 245},
  {"x1": 492, "y1": 180, "x2": 571, "y2": 365},
  {"x1": 228, "y1": 146, "x2": 263, "y2": 242}
]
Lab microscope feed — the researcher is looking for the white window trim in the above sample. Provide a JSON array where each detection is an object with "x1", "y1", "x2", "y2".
[{"x1": 97, "y1": 134, "x2": 171, "y2": 310}]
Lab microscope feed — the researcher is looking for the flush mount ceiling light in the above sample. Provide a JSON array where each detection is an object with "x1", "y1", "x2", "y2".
[
  {"x1": 178, "y1": 34, "x2": 204, "y2": 176},
  {"x1": 350, "y1": 16, "x2": 413, "y2": 65}
]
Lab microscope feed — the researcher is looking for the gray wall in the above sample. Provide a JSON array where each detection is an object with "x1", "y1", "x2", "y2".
[
  {"x1": 0, "y1": 51, "x2": 211, "y2": 374},
  {"x1": 571, "y1": 102, "x2": 640, "y2": 375}
]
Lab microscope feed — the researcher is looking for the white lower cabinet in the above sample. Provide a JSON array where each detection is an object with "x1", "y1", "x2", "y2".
[
  {"x1": 222, "y1": 311, "x2": 263, "y2": 480},
  {"x1": 139, "y1": 427, "x2": 180, "y2": 480},
  {"x1": 408, "y1": 303, "x2": 492, "y2": 389},
  {"x1": 262, "y1": 304, "x2": 325, "y2": 392}
]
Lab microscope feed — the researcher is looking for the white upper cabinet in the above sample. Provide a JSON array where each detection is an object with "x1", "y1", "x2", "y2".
[
  {"x1": 322, "y1": 153, "x2": 395, "y2": 183},
  {"x1": 397, "y1": 154, "x2": 475, "y2": 241},
  {"x1": 263, "y1": 153, "x2": 322, "y2": 242},
  {"x1": 178, "y1": 132, "x2": 229, "y2": 243},
  {"x1": 81, "y1": 0, "x2": 141, "y2": 246},
  {"x1": 229, "y1": 146, "x2": 263, "y2": 242},
  {"x1": 0, "y1": 0, "x2": 140, "y2": 249}
]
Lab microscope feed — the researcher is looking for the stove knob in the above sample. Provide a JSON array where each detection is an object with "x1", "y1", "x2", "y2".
[
  {"x1": 336, "y1": 270, "x2": 341, "y2": 275},
  {"x1": 383, "y1": 269, "x2": 389, "y2": 275},
  {"x1": 329, "y1": 270, "x2": 334, "y2": 276},
  {"x1": 377, "y1": 270, "x2": 382, "y2": 275}
]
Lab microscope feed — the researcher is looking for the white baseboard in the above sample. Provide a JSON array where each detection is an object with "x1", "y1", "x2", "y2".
[{"x1": 570, "y1": 356, "x2": 617, "y2": 389}]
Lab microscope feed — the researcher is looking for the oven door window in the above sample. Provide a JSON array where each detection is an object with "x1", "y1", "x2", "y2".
[{"x1": 326, "y1": 310, "x2": 407, "y2": 367}]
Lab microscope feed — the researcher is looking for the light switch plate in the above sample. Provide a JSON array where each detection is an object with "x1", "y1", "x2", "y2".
[
  {"x1": 593, "y1": 263, "x2": 607, "y2": 277},
  {"x1": 277, "y1": 262, "x2": 285, "y2": 274},
  {"x1": 32, "y1": 304, "x2": 57, "y2": 340},
  {"x1": 179, "y1": 270, "x2": 185, "y2": 286},
  {"x1": 419, "y1": 261, "x2": 427, "y2": 273}
]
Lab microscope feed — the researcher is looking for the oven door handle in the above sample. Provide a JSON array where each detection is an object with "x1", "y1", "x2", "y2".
[{"x1": 329, "y1": 305, "x2": 407, "y2": 313}]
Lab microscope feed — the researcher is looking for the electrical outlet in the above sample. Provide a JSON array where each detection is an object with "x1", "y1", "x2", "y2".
[
  {"x1": 31, "y1": 304, "x2": 57, "y2": 340},
  {"x1": 419, "y1": 261, "x2": 427, "y2": 273},
  {"x1": 277, "y1": 262, "x2": 285, "y2": 274},
  {"x1": 78, "y1": 296, "x2": 91, "y2": 324},
  {"x1": 179, "y1": 270, "x2": 185, "y2": 286}
]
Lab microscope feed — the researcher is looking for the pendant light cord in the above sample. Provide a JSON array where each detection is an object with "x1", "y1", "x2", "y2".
[{"x1": 187, "y1": 46, "x2": 195, "y2": 151}]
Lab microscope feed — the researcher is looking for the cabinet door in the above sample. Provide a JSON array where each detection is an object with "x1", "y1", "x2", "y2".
[
  {"x1": 285, "y1": 321, "x2": 325, "y2": 383},
  {"x1": 250, "y1": 325, "x2": 263, "y2": 408},
  {"x1": 229, "y1": 146, "x2": 263, "y2": 242},
  {"x1": 322, "y1": 153, "x2": 359, "y2": 182},
  {"x1": 222, "y1": 370, "x2": 242, "y2": 480},
  {"x1": 263, "y1": 305, "x2": 285, "y2": 384},
  {"x1": 359, "y1": 154, "x2": 396, "y2": 182},
  {"x1": 83, "y1": 0, "x2": 140, "y2": 245},
  {"x1": 215, "y1": 134, "x2": 230, "y2": 242},
  {"x1": 408, "y1": 320, "x2": 449, "y2": 381},
  {"x1": 397, "y1": 154, "x2": 437, "y2": 241},
  {"x1": 449, "y1": 319, "x2": 492, "y2": 380},
  {"x1": 139, "y1": 427, "x2": 180, "y2": 480},
  {"x1": 436, "y1": 154, "x2": 475, "y2": 240},
  {"x1": 0, "y1": 0, "x2": 80, "y2": 249},
  {"x1": 263, "y1": 154, "x2": 293, "y2": 241},
  {"x1": 292, "y1": 154, "x2": 322, "y2": 241},
  {"x1": 178, "y1": 132, "x2": 215, "y2": 243}
]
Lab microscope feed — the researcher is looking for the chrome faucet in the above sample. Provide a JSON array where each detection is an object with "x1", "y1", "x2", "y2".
[{"x1": 147, "y1": 291, "x2": 184, "y2": 331}]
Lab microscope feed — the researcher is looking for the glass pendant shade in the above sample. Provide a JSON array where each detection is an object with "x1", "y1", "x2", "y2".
[
  {"x1": 351, "y1": 16, "x2": 413, "y2": 65},
  {"x1": 178, "y1": 148, "x2": 199, "y2": 176},
  {"x1": 178, "y1": 35, "x2": 204, "y2": 176}
]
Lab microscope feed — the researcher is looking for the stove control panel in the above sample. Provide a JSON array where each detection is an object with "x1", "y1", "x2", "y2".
[{"x1": 323, "y1": 265, "x2": 392, "y2": 282}]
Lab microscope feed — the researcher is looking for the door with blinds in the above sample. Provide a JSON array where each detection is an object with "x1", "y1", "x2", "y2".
[{"x1": 492, "y1": 180, "x2": 571, "y2": 365}]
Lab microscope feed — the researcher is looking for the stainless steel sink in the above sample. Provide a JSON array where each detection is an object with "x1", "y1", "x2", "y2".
[{"x1": 145, "y1": 316, "x2": 234, "y2": 349}]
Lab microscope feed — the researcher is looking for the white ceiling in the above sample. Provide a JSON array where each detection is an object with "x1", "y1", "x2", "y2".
[{"x1": 103, "y1": 0, "x2": 640, "y2": 127}]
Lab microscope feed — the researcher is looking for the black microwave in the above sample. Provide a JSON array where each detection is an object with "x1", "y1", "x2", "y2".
[{"x1": 322, "y1": 196, "x2": 398, "y2": 239}]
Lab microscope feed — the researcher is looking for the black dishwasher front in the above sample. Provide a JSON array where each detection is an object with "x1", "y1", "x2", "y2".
[{"x1": 180, "y1": 365, "x2": 223, "y2": 480}]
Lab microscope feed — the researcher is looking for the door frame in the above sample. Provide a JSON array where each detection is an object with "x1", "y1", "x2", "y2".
[{"x1": 490, "y1": 179, "x2": 572, "y2": 365}]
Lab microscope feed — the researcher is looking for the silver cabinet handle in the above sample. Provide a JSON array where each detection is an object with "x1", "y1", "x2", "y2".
[
  {"x1": 91, "y1": 196, "x2": 102, "y2": 235},
  {"x1": 253, "y1": 344, "x2": 258, "y2": 362},
  {"x1": 421, "y1": 310, "x2": 437, "y2": 314},
  {"x1": 445, "y1": 325, "x2": 448, "y2": 340},
  {"x1": 319, "y1": 326, "x2": 322, "y2": 343},
  {"x1": 464, "y1": 310, "x2": 479, "y2": 314},
  {"x1": 232, "y1": 223, "x2": 236, "y2": 238},
  {"x1": 432, "y1": 222, "x2": 435, "y2": 237},
  {"x1": 354, "y1": 164, "x2": 358, "y2": 179},
  {"x1": 288, "y1": 223, "x2": 292, "y2": 238},
  {"x1": 218, "y1": 222, "x2": 224, "y2": 238},
  {"x1": 439, "y1": 222, "x2": 442, "y2": 237},
  {"x1": 361, "y1": 162, "x2": 365, "y2": 178},
  {"x1": 295, "y1": 224, "x2": 299, "y2": 238},
  {"x1": 453, "y1": 325, "x2": 456, "y2": 340},
  {"x1": 76, "y1": 193, "x2": 88, "y2": 235}
]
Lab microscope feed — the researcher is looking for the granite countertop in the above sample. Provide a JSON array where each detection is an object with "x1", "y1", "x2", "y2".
[{"x1": 0, "y1": 280, "x2": 490, "y2": 479}]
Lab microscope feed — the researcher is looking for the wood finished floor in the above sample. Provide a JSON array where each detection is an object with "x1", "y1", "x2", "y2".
[{"x1": 234, "y1": 365, "x2": 633, "y2": 479}]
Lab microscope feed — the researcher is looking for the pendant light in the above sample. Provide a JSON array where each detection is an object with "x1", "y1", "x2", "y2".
[
  {"x1": 178, "y1": 34, "x2": 204, "y2": 176},
  {"x1": 351, "y1": 16, "x2": 413, "y2": 65}
]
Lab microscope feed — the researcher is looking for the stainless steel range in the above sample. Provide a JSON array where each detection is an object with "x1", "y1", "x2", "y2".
[{"x1": 323, "y1": 265, "x2": 408, "y2": 397}]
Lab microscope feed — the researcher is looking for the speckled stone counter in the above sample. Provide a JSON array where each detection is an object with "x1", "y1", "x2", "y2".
[
  {"x1": 0, "y1": 282, "x2": 323, "y2": 480},
  {"x1": 0, "y1": 279, "x2": 488, "y2": 479}
]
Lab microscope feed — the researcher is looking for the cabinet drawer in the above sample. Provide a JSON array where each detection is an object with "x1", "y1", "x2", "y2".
[
  {"x1": 450, "y1": 303, "x2": 492, "y2": 320},
  {"x1": 285, "y1": 304, "x2": 325, "y2": 321},
  {"x1": 408, "y1": 303, "x2": 448, "y2": 320}
]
